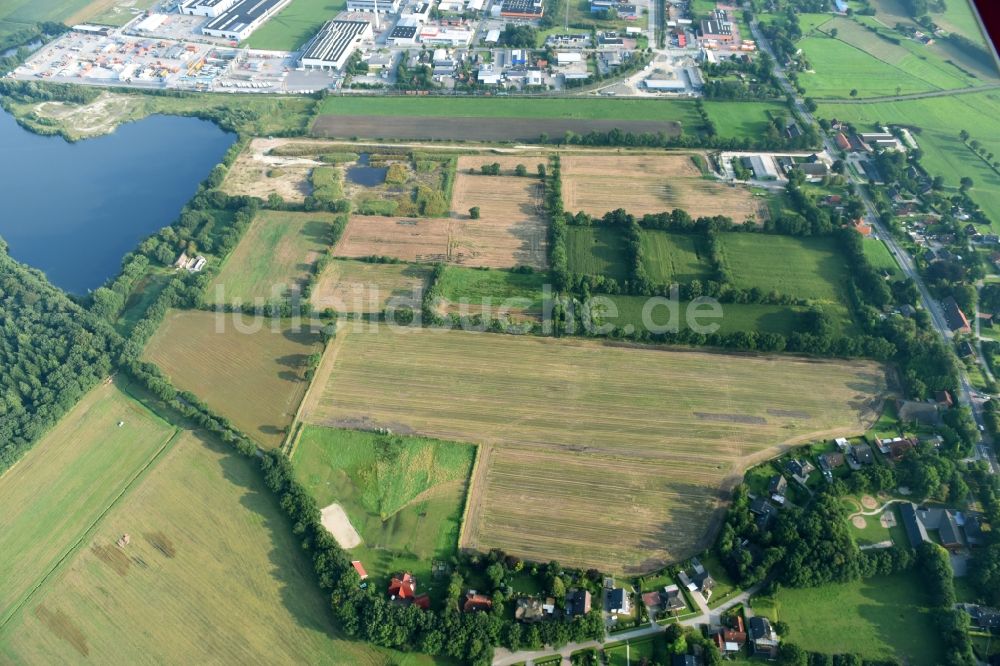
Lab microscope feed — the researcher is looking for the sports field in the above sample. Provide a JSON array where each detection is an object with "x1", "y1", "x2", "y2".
[
  {"x1": 292, "y1": 426, "x2": 474, "y2": 603},
  {"x1": 770, "y1": 570, "x2": 945, "y2": 665},
  {"x1": 816, "y1": 91, "x2": 1000, "y2": 231},
  {"x1": 142, "y1": 309, "x2": 321, "y2": 448},
  {"x1": 243, "y1": 0, "x2": 346, "y2": 50},
  {"x1": 209, "y1": 211, "x2": 333, "y2": 304},
  {"x1": 640, "y1": 230, "x2": 712, "y2": 284},
  {"x1": 304, "y1": 328, "x2": 886, "y2": 571},
  {"x1": 0, "y1": 382, "x2": 177, "y2": 628},
  {"x1": 560, "y1": 155, "x2": 767, "y2": 221},
  {"x1": 0, "y1": 430, "x2": 429, "y2": 666},
  {"x1": 311, "y1": 259, "x2": 430, "y2": 313},
  {"x1": 719, "y1": 233, "x2": 854, "y2": 329},
  {"x1": 566, "y1": 226, "x2": 630, "y2": 282},
  {"x1": 436, "y1": 266, "x2": 548, "y2": 319}
]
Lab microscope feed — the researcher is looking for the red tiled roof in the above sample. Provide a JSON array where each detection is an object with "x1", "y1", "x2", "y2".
[
  {"x1": 463, "y1": 593, "x2": 493, "y2": 613},
  {"x1": 414, "y1": 594, "x2": 430, "y2": 610},
  {"x1": 351, "y1": 560, "x2": 368, "y2": 579},
  {"x1": 389, "y1": 573, "x2": 416, "y2": 599}
]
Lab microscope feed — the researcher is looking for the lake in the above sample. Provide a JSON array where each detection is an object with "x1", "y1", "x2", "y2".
[{"x1": 0, "y1": 109, "x2": 235, "y2": 294}]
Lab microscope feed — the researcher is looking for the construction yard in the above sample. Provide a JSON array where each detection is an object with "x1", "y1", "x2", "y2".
[
  {"x1": 560, "y1": 155, "x2": 768, "y2": 222},
  {"x1": 141, "y1": 310, "x2": 321, "y2": 449},
  {"x1": 303, "y1": 328, "x2": 887, "y2": 572}
]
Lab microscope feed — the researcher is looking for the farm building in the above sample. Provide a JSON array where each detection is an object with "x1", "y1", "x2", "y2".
[
  {"x1": 858, "y1": 129, "x2": 905, "y2": 152},
  {"x1": 500, "y1": 0, "x2": 544, "y2": 18},
  {"x1": 201, "y1": 0, "x2": 293, "y2": 40},
  {"x1": 388, "y1": 572, "x2": 431, "y2": 609},
  {"x1": 180, "y1": 0, "x2": 239, "y2": 18},
  {"x1": 740, "y1": 155, "x2": 778, "y2": 181},
  {"x1": 300, "y1": 20, "x2": 373, "y2": 70},
  {"x1": 351, "y1": 560, "x2": 368, "y2": 579}
]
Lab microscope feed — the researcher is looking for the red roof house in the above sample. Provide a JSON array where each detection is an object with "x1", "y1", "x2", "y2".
[
  {"x1": 463, "y1": 592, "x2": 494, "y2": 613},
  {"x1": 389, "y1": 573, "x2": 417, "y2": 599},
  {"x1": 351, "y1": 561, "x2": 369, "y2": 580}
]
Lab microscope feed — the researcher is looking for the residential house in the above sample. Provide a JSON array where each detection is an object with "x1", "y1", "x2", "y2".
[
  {"x1": 749, "y1": 497, "x2": 779, "y2": 530},
  {"x1": 785, "y1": 459, "x2": 814, "y2": 479},
  {"x1": 713, "y1": 614, "x2": 747, "y2": 653},
  {"x1": 672, "y1": 656, "x2": 697, "y2": 666},
  {"x1": 942, "y1": 296, "x2": 972, "y2": 334},
  {"x1": 463, "y1": 591, "x2": 493, "y2": 613},
  {"x1": 566, "y1": 589, "x2": 592, "y2": 617},
  {"x1": 961, "y1": 604, "x2": 1000, "y2": 630},
  {"x1": 769, "y1": 475, "x2": 788, "y2": 496},
  {"x1": 887, "y1": 437, "x2": 916, "y2": 462},
  {"x1": 749, "y1": 616, "x2": 780, "y2": 659},
  {"x1": 679, "y1": 559, "x2": 715, "y2": 599},
  {"x1": 899, "y1": 503, "x2": 966, "y2": 552},
  {"x1": 607, "y1": 588, "x2": 631, "y2": 615},
  {"x1": 936, "y1": 390, "x2": 954, "y2": 408},
  {"x1": 388, "y1": 573, "x2": 430, "y2": 609},
  {"x1": 819, "y1": 452, "x2": 845, "y2": 471},
  {"x1": 515, "y1": 596, "x2": 554, "y2": 622},
  {"x1": 851, "y1": 444, "x2": 874, "y2": 466}
]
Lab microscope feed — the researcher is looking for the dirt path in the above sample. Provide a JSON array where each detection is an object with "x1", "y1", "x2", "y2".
[{"x1": 457, "y1": 443, "x2": 494, "y2": 551}]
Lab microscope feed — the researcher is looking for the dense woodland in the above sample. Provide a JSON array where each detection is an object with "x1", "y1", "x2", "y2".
[{"x1": 0, "y1": 240, "x2": 118, "y2": 472}]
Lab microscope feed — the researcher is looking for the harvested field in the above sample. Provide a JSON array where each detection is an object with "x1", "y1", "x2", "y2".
[
  {"x1": 311, "y1": 259, "x2": 430, "y2": 313},
  {"x1": 561, "y1": 155, "x2": 766, "y2": 222},
  {"x1": 209, "y1": 210, "x2": 333, "y2": 304},
  {"x1": 142, "y1": 310, "x2": 321, "y2": 448},
  {"x1": 306, "y1": 329, "x2": 886, "y2": 572},
  {"x1": 457, "y1": 155, "x2": 549, "y2": 175},
  {"x1": 0, "y1": 430, "x2": 429, "y2": 666},
  {"x1": 334, "y1": 211, "x2": 547, "y2": 270},
  {"x1": 313, "y1": 115, "x2": 682, "y2": 143}
]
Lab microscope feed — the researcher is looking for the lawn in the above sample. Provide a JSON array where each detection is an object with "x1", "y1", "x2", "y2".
[
  {"x1": 0, "y1": 382, "x2": 177, "y2": 629},
  {"x1": 719, "y1": 232, "x2": 854, "y2": 330},
  {"x1": 702, "y1": 101, "x2": 791, "y2": 138},
  {"x1": 772, "y1": 570, "x2": 946, "y2": 665},
  {"x1": 291, "y1": 426, "x2": 475, "y2": 606},
  {"x1": 208, "y1": 210, "x2": 334, "y2": 304},
  {"x1": 605, "y1": 636, "x2": 666, "y2": 666},
  {"x1": 305, "y1": 327, "x2": 887, "y2": 572},
  {"x1": 142, "y1": 309, "x2": 321, "y2": 448},
  {"x1": 566, "y1": 226, "x2": 630, "y2": 282},
  {"x1": 436, "y1": 266, "x2": 548, "y2": 318},
  {"x1": 639, "y1": 230, "x2": 712, "y2": 284},
  {"x1": 862, "y1": 237, "x2": 899, "y2": 276},
  {"x1": 817, "y1": 91, "x2": 1000, "y2": 233},
  {"x1": 0, "y1": 430, "x2": 431, "y2": 666},
  {"x1": 602, "y1": 296, "x2": 805, "y2": 337},
  {"x1": 243, "y1": 0, "x2": 346, "y2": 51}
]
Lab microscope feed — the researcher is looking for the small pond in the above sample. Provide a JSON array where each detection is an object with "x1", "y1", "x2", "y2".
[{"x1": 345, "y1": 153, "x2": 388, "y2": 187}]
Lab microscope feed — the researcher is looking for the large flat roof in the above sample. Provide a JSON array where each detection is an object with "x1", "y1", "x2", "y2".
[
  {"x1": 206, "y1": 0, "x2": 286, "y2": 34},
  {"x1": 302, "y1": 20, "x2": 371, "y2": 64}
]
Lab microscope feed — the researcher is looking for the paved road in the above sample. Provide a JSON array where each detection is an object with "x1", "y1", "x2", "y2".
[
  {"x1": 751, "y1": 20, "x2": 997, "y2": 473},
  {"x1": 491, "y1": 585, "x2": 762, "y2": 665},
  {"x1": 815, "y1": 83, "x2": 1000, "y2": 104}
]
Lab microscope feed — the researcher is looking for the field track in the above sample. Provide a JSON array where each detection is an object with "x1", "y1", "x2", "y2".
[
  {"x1": 306, "y1": 329, "x2": 886, "y2": 572},
  {"x1": 313, "y1": 115, "x2": 682, "y2": 142}
]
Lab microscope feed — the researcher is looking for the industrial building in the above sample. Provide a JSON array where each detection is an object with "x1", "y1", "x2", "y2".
[
  {"x1": 181, "y1": 0, "x2": 239, "y2": 17},
  {"x1": 202, "y1": 0, "x2": 293, "y2": 41},
  {"x1": 500, "y1": 0, "x2": 544, "y2": 19},
  {"x1": 700, "y1": 19, "x2": 734, "y2": 43},
  {"x1": 346, "y1": 0, "x2": 402, "y2": 13},
  {"x1": 388, "y1": 22, "x2": 420, "y2": 45},
  {"x1": 300, "y1": 20, "x2": 373, "y2": 70}
]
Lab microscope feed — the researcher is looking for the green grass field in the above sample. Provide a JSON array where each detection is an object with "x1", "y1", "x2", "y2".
[
  {"x1": 0, "y1": 382, "x2": 177, "y2": 629},
  {"x1": 566, "y1": 226, "x2": 630, "y2": 282},
  {"x1": 603, "y1": 296, "x2": 805, "y2": 337},
  {"x1": 771, "y1": 570, "x2": 946, "y2": 665},
  {"x1": 243, "y1": 0, "x2": 346, "y2": 50},
  {"x1": 719, "y1": 233, "x2": 854, "y2": 330},
  {"x1": 702, "y1": 102, "x2": 790, "y2": 138},
  {"x1": 0, "y1": 429, "x2": 430, "y2": 665},
  {"x1": 817, "y1": 91, "x2": 1000, "y2": 232},
  {"x1": 437, "y1": 266, "x2": 548, "y2": 317},
  {"x1": 605, "y1": 636, "x2": 666, "y2": 666},
  {"x1": 639, "y1": 230, "x2": 712, "y2": 284},
  {"x1": 862, "y1": 237, "x2": 899, "y2": 276},
  {"x1": 209, "y1": 210, "x2": 333, "y2": 304},
  {"x1": 292, "y1": 426, "x2": 475, "y2": 605},
  {"x1": 0, "y1": 0, "x2": 93, "y2": 39}
]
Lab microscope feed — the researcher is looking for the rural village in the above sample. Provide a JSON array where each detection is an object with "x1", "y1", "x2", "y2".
[{"x1": 2, "y1": 0, "x2": 1000, "y2": 664}]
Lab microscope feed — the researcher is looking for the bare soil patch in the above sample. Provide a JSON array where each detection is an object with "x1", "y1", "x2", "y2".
[
  {"x1": 561, "y1": 155, "x2": 766, "y2": 222},
  {"x1": 861, "y1": 494, "x2": 878, "y2": 510},
  {"x1": 313, "y1": 115, "x2": 682, "y2": 142},
  {"x1": 311, "y1": 260, "x2": 429, "y2": 313},
  {"x1": 320, "y1": 503, "x2": 362, "y2": 548},
  {"x1": 852, "y1": 516, "x2": 867, "y2": 529},
  {"x1": 221, "y1": 138, "x2": 316, "y2": 203}
]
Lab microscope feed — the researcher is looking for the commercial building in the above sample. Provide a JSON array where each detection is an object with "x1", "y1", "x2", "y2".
[
  {"x1": 347, "y1": 0, "x2": 402, "y2": 13},
  {"x1": 500, "y1": 0, "x2": 544, "y2": 19},
  {"x1": 202, "y1": 0, "x2": 294, "y2": 41},
  {"x1": 388, "y1": 21, "x2": 420, "y2": 45},
  {"x1": 700, "y1": 19, "x2": 734, "y2": 43},
  {"x1": 300, "y1": 20, "x2": 373, "y2": 70},
  {"x1": 419, "y1": 26, "x2": 473, "y2": 46},
  {"x1": 181, "y1": 0, "x2": 240, "y2": 18}
]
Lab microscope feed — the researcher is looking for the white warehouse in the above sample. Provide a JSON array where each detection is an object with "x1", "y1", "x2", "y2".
[
  {"x1": 300, "y1": 20, "x2": 373, "y2": 70},
  {"x1": 201, "y1": 0, "x2": 293, "y2": 41},
  {"x1": 181, "y1": 0, "x2": 240, "y2": 18}
]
